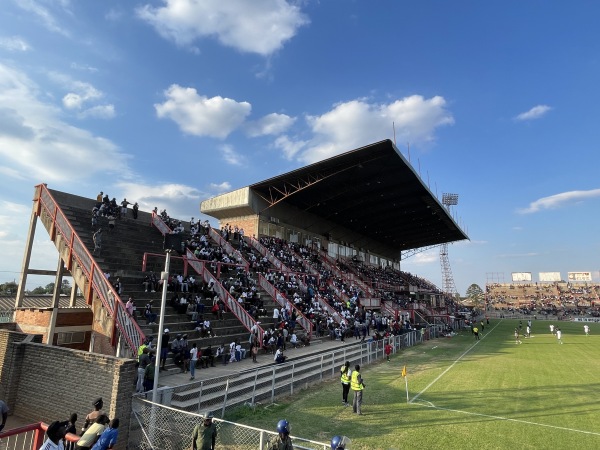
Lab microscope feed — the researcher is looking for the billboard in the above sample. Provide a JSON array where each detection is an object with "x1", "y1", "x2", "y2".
[
  {"x1": 539, "y1": 272, "x2": 561, "y2": 282},
  {"x1": 567, "y1": 272, "x2": 592, "y2": 282},
  {"x1": 511, "y1": 272, "x2": 532, "y2": 282}
]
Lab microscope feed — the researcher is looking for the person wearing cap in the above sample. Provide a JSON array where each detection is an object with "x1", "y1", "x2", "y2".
[
  {"x1": 160, "y1": 329, "x2": 170, "y2": 371},
  {"x1": 76, "y1": 415, "x2": 109, "y2": 450},
  {"x1": 90, "y1": 418, "x2": 119, "y2": 450},
  {"x1": 81, "y1": 398, "x2": 104, "y2": 433},
  {"x1": 40, "y1": 420, "x2": 70, "y2": 450},
  {"x1": 191, "y1": 412, "x2": 217, "y2": 450}
]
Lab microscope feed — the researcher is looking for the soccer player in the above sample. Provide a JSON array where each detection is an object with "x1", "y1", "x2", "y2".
[
  {"x1": 514, "y1": 328, "x2": 522, "y2": 344},
  {"x1": 549, "y1": 324, "x2": 555, "y2": 335},
  {"x1": 556, "y1": 327, "x2": 563, "y2": 344},
  {"x1": 584, "y1": 324, "x2": 590, "y2": 336}
]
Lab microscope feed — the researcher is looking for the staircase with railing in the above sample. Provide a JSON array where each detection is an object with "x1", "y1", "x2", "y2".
[{"x1": 33, "y1": 184, "x2": 145, "y2": 356}]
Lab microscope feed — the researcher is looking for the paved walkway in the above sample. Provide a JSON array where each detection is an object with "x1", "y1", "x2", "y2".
[{"x1": 156, "y1": 337, "x2": 361, "y2": 387}]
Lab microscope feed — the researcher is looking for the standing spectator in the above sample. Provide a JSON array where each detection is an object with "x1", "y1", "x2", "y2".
[
  {"x1": 91, "y1": 418, "x2": 119, "y2": 450},
  {"x1": 92, "y1": 229, "x2": 102, "y2": 255},
  {"x1": 81, "y1": 398, "x2": 104, "y2": 434},
  {"x1": 191, "y1": 412, "x2": 217, "y2": 450},
  {"x1": 137, "y1": 348, "x2": 150, "y2": 393},
  {"x1": 132, "y1": 202, "x2": 139, "y2": 219},
  {"x1": 76, "y1": 415, "x2": 109, "y2": 450},
  {"x1": 340, "y1": 361, "x2": 351, "y2": 406},
  {"x1": 96, "y1": 191, "x2": 103, "y2": 203},
  {"x1": 160, "y1": 329, "x2": 170, "y2": 371},
  {"x1": 125, "y1": 296, "x2": 135, "y2": 319},
  {"x1": 266, "y1": 419, "x2": 293, "y2": 450},
  {"x1": 40, "y1": 421, "x2": 70, "y2": 450},
  {"x1": 120, "y1": 198, "x2": 130, "y2": 218},
  {"x1": 189, "y1": 343, "x2": 198, "y2": 380},
  {"x1": 144, "y1": 356, "x2": 156, "y2": 392},
  {"x1": 351, "y1": 365, "x2": 365, "y2": 415}
]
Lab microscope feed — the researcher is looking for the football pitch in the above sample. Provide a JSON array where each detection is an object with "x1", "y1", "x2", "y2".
[{"x1": 231, "y1": 319, "x2": 600, "y2": 449}]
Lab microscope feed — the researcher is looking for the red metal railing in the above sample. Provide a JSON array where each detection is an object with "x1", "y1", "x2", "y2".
[
  {"x1": 207, "y1": 227, "x2": 250, "y2": 271},
  {"x1": 0, "y1": 422, "x2": 79, "y2": 450},
  {"x1": 185, "y1": 250, "x2": 265, "y2": 344},
  {"x1": 36, "y1": 184, "x2": 145, "y2": 355},
  {"x1": 257, "y1": 274, "x2": 312, "y2": 337}
]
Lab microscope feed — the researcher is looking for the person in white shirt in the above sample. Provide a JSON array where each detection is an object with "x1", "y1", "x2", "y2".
[
  {"x1": 189, "y1": 343, "x2": 198, "y2": 380},
  {"x1": 290, "y1": 332, "x2": 298, "y2": 348},
  {"x1": 584, "y1": 324, "x2": 590, "y2": 336}
]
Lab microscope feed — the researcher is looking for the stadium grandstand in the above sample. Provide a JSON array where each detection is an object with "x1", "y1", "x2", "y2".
[{"x1": 0, "y1": 139, "x2": 470, "y2": 448}]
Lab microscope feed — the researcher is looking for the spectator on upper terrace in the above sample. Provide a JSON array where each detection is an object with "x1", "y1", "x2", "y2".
[
  {"x1": 120, "y1": 198, "x2": 130, "y2": 218},
  {"x1": 96, "y1": 191, "x2": 103, "y2": 203},
  {"x1": 132, "y1": 202, "x2": 139, "y2": 219},
  {"x1": 92, "y1": 228, "x2": 102, "y2": 255}
]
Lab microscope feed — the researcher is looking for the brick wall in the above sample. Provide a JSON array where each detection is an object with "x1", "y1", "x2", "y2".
[
  {"x1": 0, "y1": 330, "x2": 136, "y2": 450},
  {"x1": 218, "y1": 215, "x2": 259, "y2": 238}
]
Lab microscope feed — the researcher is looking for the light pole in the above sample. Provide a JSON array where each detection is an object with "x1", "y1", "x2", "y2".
[{"x1": 152, "y1": 249, "x2": 171, "y2": 403}]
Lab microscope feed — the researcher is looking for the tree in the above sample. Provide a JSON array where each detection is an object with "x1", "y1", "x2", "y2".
[
  {"x1": 0, "y1": 282, "x2": 18, "y2": 295},
  {"x1": 465, "y1": 283, "x2": 485, "y2": 309}
]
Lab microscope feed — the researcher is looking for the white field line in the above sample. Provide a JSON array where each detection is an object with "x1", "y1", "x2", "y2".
[
  {"x1": 412, "y1": 401, "x2": 600, "y2": 436},
  {"x1": 409, "y1": 320, "x2": 502, "y2": 404}
]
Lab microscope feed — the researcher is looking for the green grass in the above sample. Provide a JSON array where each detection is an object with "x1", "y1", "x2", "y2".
[{"x1": 227, "y1": 319, "x2": 600, "y2": 449}]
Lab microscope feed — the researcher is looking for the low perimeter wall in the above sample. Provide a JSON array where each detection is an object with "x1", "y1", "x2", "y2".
[{"x1": 0, "y1": 329, "x2": 136, "y2": 450}]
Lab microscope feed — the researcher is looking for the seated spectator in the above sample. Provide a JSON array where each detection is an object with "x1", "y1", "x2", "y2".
[
  {"x1": 289, "y1": 332, "x2": 299, "y2": 348},
  {"x1": 144, "y1": 300, "x2": 157, "y2": 325},
  {"x1": 201, "y1": 345, "x2": 215, "y2": 368},
  {"x1": 274, "y1": 348, "x2": 286, "y2": 364}
]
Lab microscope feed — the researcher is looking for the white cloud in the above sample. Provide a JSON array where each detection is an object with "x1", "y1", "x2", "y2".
[
  {"x1": 105, "y1": 8, "x2": 123, "y2": 22},
  {"x1": 79, "y1": 104, "x2": 115, "y2": 119},
  {"x1": 209, "y1": 182, "x2": 231, "y2": 192},
  {"x1": 62, "y1": 83, "x2": 103, "y2": 110},
  {"x1": 70, "y1": 62, "x2": 98, "y2": 73},
  {"x1": 0, "y1": 63, "x2": 131, "y2": 183},
  {"x1": 137, "y1": 0, "x2": 309, "y2": 56},
  {"x1": 15, "y1": 0, "x2": 70, "y2": 36},
  {"x1": 277, "y1": 95, "x2": 454, "y2": 163},
  {"x1": 517, "y1": 189, "x2": 600, "y2": 214},
  {"x1": 245, "y1": 113, "x2": 295, "y2": 137},
  {"x1": 496, "y1": 252, "x2": 539, "y2": 258},
  {"x1": 273, "y1": 135, "x2": 307, "y2": 159},
  {"x1": 0, "y1": 36, "x2": 31, "y2": 52},
  {"x1": 514, "y1": 104, "x2": 552, "y2": 121},
  {"x1": 155, "y1": 84, "x2": 251, "y2": 139},
  {"x1": 221, "y1": 144, "x2": 244, "y2": 166}
]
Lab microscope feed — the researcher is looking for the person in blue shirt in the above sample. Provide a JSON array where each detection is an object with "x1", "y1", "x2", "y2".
[{"x1": 91, "y1": 418, "x2": 119, "y2": 450}]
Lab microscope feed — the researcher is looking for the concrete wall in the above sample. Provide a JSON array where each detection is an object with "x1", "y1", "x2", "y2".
[{"x1": 0, "y1": 329, "x2": 136, "y2": 450}]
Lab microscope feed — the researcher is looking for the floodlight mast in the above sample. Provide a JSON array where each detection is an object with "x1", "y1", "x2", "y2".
[{"x1": 440, "y1": 193, "x2": 459, "y2": 298}]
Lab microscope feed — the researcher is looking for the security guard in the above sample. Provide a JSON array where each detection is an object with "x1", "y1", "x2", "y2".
[
  {"x1": 350, "y1": 364, "x2": 365, "y2": 415},
  {"x1": 340, "y1": 361, "x2": 351, "y2": 406}
]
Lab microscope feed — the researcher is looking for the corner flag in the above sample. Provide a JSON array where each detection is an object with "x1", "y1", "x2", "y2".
[{"x1": 401, "y1": 365, "x2": 407, "y2": 378}]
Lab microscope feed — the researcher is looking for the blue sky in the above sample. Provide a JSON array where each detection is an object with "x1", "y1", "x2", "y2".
[{"x1": 1, "y1": 0, "x2": 599, "y2": 294}]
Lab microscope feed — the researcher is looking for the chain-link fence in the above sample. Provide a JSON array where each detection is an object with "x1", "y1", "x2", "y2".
[
  {"x1": 138, "y1": 327, "x2": 442, "y2": 420},
  {"x1": 130, "y1": 398, "x2": 330, "y2": 450}
]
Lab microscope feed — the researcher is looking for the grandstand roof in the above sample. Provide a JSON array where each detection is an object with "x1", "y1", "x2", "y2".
[{"x1": 250, "y1": 139, "x2": 468, "y2": 254}]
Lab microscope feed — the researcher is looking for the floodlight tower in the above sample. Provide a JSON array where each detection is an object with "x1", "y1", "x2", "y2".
[{"x1": 440, "y1": 193, "x2": 459, "y2": 297}]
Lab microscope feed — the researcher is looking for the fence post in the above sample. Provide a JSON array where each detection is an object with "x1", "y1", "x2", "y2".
[
  {"x1": 320, "y1": 354, "x2": 323, "y2": 382},
  {"x1": 271, "y1": 367, "x2": 276, "y2": 403},
  {"x1": 196, "y1": 381, "x2": 204, "y2": 414},
  {"x1": 221, "y1": 379, "x2": 229, "y2": 418},
  {"x1": 291, "y1": 362, "x2": 295, "y2": 396},
  {"x1": 252, "y1": 370, "x2": 258, "y2": 405}
]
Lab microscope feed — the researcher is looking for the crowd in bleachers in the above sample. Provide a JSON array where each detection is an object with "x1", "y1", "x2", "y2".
[{"x1": 486, "y1": 282, "x2": 600, "y2": 317}]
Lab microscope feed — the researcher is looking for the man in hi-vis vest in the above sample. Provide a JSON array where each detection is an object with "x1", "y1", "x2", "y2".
[{"x1": 351, "y1": 364, "x2": 366, "y2": 415}]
